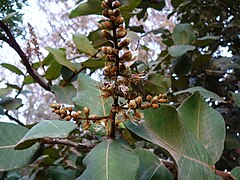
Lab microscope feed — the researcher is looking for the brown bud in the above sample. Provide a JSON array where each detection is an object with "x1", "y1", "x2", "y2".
[
  {"x1": 120, "y1": 51, "x2": 132, "y2": 61},
  {"x1": 104, "y1": 63, "x2": 112, "y2": 73},
  {"x1": 104, "y1": 21, "x2": 113, "y2": 29},
  {"x1": 101, "y1": 29, "x2": 112, "y2": 39},
  {"x1": 145, "y1": 102, "x2": 151, "y2": 109},
  {"x1": 56, "y1": 104, "x2": 61, "y2": 109},
  {"x1": 50, "y1": 103, "x2": 57, "y2": 108},
  {"x1": 101, "y1": 46, "x2": 108, "y2": 54},
  {"x1": 108, "y1": 10, "x2": 114, "y2": 17},
  {"x1": 54, "y1": 110, "x2": 60, "y2": 115},
  {"x1": 116, "y1": 26, "x2": 127, "y2": 38},
  {"x1": 135, "y1": 111, "x2": 144, "y2": 119},
  {"x1": 102, "y1": 10, "x2": 109, "y2": 17},
  {"x1": 152, "y1": 103, "x2": 159, "y2": 109},
  {"x1": 76, "y1": 110, "x2": 82, "y2": 116},
  {"x1": 135, "y1": 96, "x2": 142, "y2": 105},
  {"x1": 60, "y1": 109, "x2": 66, "y2": 115},
  {"x1": 101, "y1": 1, "x2": 109, "y2": 9},
  {"x1": 107, "y1": 46, "x2": 114, "y2": 54},
  {"x1": 110, "y1": 15, "x2": 116, "y2": 23},
  {"x1": 83, "y1": 107, "x2": 90, "y2": 116},
  {"x1": 113, "y1": 9, "x2": 121, "y2": 17},
  {"x1": 118, "y1": 38, "x2": 130, "y2": 48},
  {"x1": 67, "y1": 107, "x2": 73, "y2": 112},
  {"x1": 72, "y1": 113, "x2": 79, "y2": 119},
  {"x1": 128, "y1": 100, "x2": 137, "y2": 109},
  {"x1": 64, "y1": 116, "x2": 71, "y2": 121},
  {"x1": 83, "y1": 120, "x2": 91, "y2": 130},
  {"x1": 151, "y1": 96, "x2": 159, "y2": 103},
  {"x1": 146, "y1": 95, "x2": 152, "y2": 101},
  {"x1": 106, "y1": 55, "x2": 115, "y2": 62},
  {"x1": 110, "y1": 65, "x2": 118, "y2": 74},
  {"x1": 162, "y1": 93, "x2": 168, "y2": 99},
  {"x1": 158, "y1": 99, "x2": 168, "y2": 103},
  {"x1": 113, "y1": 1, "x2": 121, "y2": 8},
  {"x1": 116, "y1": 16, "x2": 124, "y2": 25}
]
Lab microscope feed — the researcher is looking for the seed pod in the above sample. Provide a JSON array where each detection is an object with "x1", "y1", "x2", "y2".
[
  {"x1": 83, "y1": 120, "x2": 91, "y2": 130},
  {"x1": 116, "y1": 26, "x2": 127, "y2": 38},
  {"x1": 64, "y1": 115, "x2": 71, "y2": 121},
  {"x1": 118, "y1": 38, "x2": 130, "y2": 48},
  {"x1": 102, "y1": 10, "x2": 109, "y2": 17},
  {"x1": 101, "y1": 1, "x2": 109, "y2": 9},
  {"x1": 113, "y1": 1, "x2": 121, "y2": 8},
  {"x1": 83, "y1": 107, "x2": 90, "y2": 116},
  {"x1": 152, "y1": 103, "x2": 159, "y2": 109},
  {"x1": 128, "y1": 100, "x2": 137, "y2": 109},
  {"x1": 101, "y1": 29, "x2": 111, "y2": 39},
  {"x1": 146, "y1": 95, "x2": 152, "y2": 101},
  {"x1": 121, "y1": 51, "x2": 132, "y2": 61},
  {"x1": 116, "y1": 16, "x2": 124, "y2": 25},
  {"x1": 104, "y1": 21, "x2": 113, "y2": 29},
  {"x1": 135, "y1": 96, "x2": 142, "y2": 105}
]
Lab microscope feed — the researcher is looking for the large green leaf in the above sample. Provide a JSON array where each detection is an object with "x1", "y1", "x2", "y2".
[
  {"x1": 168, "y1": 45, "x2": 195, "y2": 57},
  {"x1": 45, "y1": 47, "x2": 77, "y2": 72},
  {"x1": 231, "y1": 92, "x2": 240, "y2": 108},
  {"x1": 81, "y1": 57, "x2": 105, "y2": 70},
  {"x1": 73, "y1": 34, "x2": 96, "y2": 56},
  {"x1": 0, "y1": 87, "x2": 13, "y2": 97},
  {"x1": 0, "y1": 97, "x2": 22, "y2": 110},
  {"x1": 173, "y1": 86, "x2": 225, "y2": 102},
  {"x1": 73, "y1": 74, "x2": 113, "y2": 116},
  {"x1": 126, "y1": 103, "x2": 224, "y2": 179},
  {"x1": 15, "y1": 120, "x2": 77, "y2": 150},
  {"x1": 178, "y1": 92, "x2": 225, "y2": 162},
  {"x1": 70, "y1": 0, "x2": 102, "y2": 18},
  {"x1": 52, "y1": 84, "x2": 77, "y2": 105},
  {"x1": 1, "y1": 63, "x2": 24, "y2": 75},
  {"x1": 172, "y1": 23, "x2": 196, "y2": 45},
  {"x1": 135, "y1": 149, "x2": 173, "y2": 180},
  {"x1": 231, "y1": 166, "x2": 240, "y2": 179},
  {"x1": 0, "y1": 122, "x2": 40, "y2": 171},
  {"x1": 45, "y1": 60, "x2": 62, "y2": 80},
  {"x1": 77, "y1": 139, "x2": 139, "y2": 180},
  {"x1": 171, "y1": 54, "x2": 192, "y2": 75},
  {"x1": 193, "y1": 36, "x2": 220, "y2": 47}
]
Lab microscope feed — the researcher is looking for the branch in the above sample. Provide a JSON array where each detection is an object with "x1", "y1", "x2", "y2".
[
  {"x1": 5, "y1": 111, "x2": 25, "y2": 126},
  {"x1": 0, "y1": 20, "x2": 51, "y2": 92},
  {"x1": 41, "y1": 138, "x2": 95, "y2": 150}
]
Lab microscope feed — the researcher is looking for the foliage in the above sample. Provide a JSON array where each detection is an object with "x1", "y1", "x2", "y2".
[{"x1": 0, "y1": 0, "x2": 240, "y2": 179}]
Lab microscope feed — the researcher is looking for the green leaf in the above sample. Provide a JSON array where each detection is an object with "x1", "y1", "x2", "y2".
[
  {"x1": 0, "y1": 97, "x2": 22, "y2": 110},
  {"x1": 52, "y1": 85, "x2": 77, "y2": 105},
  {"x1": 172, "y1": 23, "x2": 196, "y2": 45},
  {"x1": 73, "y1": 74, "x2": 113, "y2": 116},
  {"x1": 168, "y1": 45, "x2": 195, "y2": 57},
  {"x1": 231, "y1": 166, "x2": 240, "y2": 179},
  {"x1": 70, "y1": 0, "x2": 102, "y2": 18},
  {"x1": 0, "y1": 122, "x2": 40, "y2": 171},
  {"x1": 81, "y1": 57, "x2": 105, "y2": 70},
  {"x1": 135, "y1": 149, "x2": 173, "y2": 180},
  {"x1": 2, "y1": 12, "x2": 18, "y2": 23},
  {"x1": 178, "y1": 92, "x2": 225, "y2": 162},
  {"x1": 1, "y1": 63, "x2": 24, "y2": 75},
  {"x1": 172, "y1": 54, "x2": 192, "y2": 75},
  {"x1": 45, "y1": 60, "x2": 62, "y2": 80},
  {"x1": 126, "y1": 104, "x2": 224, "y2": 179},
  {"x1": 73, "y1": 34, "x2": 96, "y2": 56},
  {"x1": 23, "y1": 75, "x2": 35, "y2": 85},
  {"x1": 173, "y1": 86, "x2": 225, "y2": 102},
  {"x1": 45, "y1": 47, "x2": 77, "y2": 72},
  {"x1": 120, "y1": 0, "x2": 142, "y2": 12},
  {"x1": 144, "y1": 74, "x2": 171, "y2": 95},
  {"x1": 48, "y1": 166, "x2": 76, "y2": 180},
  {"x1": 0, "y1": 87, "x2": 13, "y2": 97},
  {"x1": 77, "y1": 139, "x2": 139, "y2": 180},
  {"x1": 193, "y1": 36, "x2": 220, "y2": 47},
  {"x1": 231, "y1": 92, "x2": 240, "y2": 107},
  {"x1": 15, "y1": 120, "x2": 77, "y2": 150}
]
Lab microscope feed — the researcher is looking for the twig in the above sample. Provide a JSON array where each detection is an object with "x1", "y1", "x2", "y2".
[
  {"x1": 41, "y1": 138, "x2": 95, "y2": 149},
  {"x1": 5, "y1": 111, "x2": 25, "y2": 126},
  {"x1": 0, "y1": 20, "x2": 51, "y2": 92}
]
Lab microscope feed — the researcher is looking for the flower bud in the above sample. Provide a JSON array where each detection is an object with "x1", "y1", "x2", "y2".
[
  {"x1": 64, "y1": 116, "x2": 71, "y2": 121},
  {"x1": 110, "y1": 65, "x2": 117, "y2": 74},
  {"x1": 83, "y1": 120, "x2": 91, "y2": 130},
  {"x1": 152, "y1": 103, "x2": 159, "y2": 109},
  {"x1": 151, "y1": 96, "x2": 159, "y2": 103},
  {"x1": 113, "y1": 1, "x2": 121, "y2": 8},
  {"x1": 116, "y1": 16, "x2": 124, "y2": 25},
  {"x1": 106, "y1": 55, "x2": 115, "y2": 62},
  {"x1": 108, "y1": 10, "x2": 114, "y2": 17},
  {"x1": 101, "y1": 46, "x2": 108, "y2": 54},
  {"x1": 118, "y1": 38, "x2": 130, "y2": 48},
  {"x1": 120, "y1": 51, "x2": 132, "y2": 61},
  {"x1": 128, "y1": 100, "x2": 137, "y2": 109},
  {"x1": 101, "y1": 1, "x2": 109, "y2": 9},
  {"x1": 146, "y1": 95, "x2": 152, "y2": 101},
  {"x1": 110, "y1": 15, "x2": 116, "y2": 23},
  {"x1": 135, "y1": 111, "x2": 144, "y2": 119},
  {"x1": 76, "y1": 110, "x2": 82, "y2": 116},
  {"x1": 104, "y1": 21, "x2": 113, "y2": 29},
  {"x1": 135, "y1": 96, "x2": 142, "y2": 105},
  {"x1": 50, "y1": 103, "x2": 57, "y2": 108},
  {"x1": 116, "y1": 26, "x2": 127, "y2": 38},
  {"x1": 83, "y1": 107, "x2": 90, "y2": 116},
  {"x1": 145, "y1": 102, "x2": 151, "y2": 108},
  {"x1": 101, "y1": 29, "x2": 111, "y2": 39},
  {"x1": 102, "y1": 10, "x2": 109, "y2": 17},
  {"x1": 113, "y1": 9, "x2": 121, "y2": 17},
  {"x1": 60, "y1": 109, "x2": 66, "y2": 115},
  {"x1": 162, "y1": 93, "x2": 168, "y2": 99}
]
